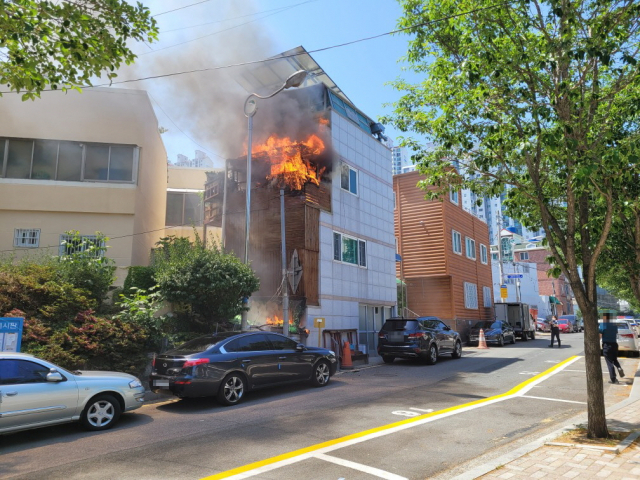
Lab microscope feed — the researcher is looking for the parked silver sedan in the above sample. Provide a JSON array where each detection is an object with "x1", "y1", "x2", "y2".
[{"x1": 0, "y1": 353, "x2": 145, "y2": 434}]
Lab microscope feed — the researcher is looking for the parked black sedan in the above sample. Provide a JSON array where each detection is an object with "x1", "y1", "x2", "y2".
[
  {"x1": 377, "y1": 317, "x2": 462, "y2": 365},
  {"x1": 469, "y1": 320, "x2": 516, "y2": 346},
  {"x1": 150, "y1": 332, "x2": 337, "y2": 406}
]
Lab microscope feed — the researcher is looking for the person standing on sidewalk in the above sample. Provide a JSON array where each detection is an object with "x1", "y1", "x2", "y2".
[
  {"x1": 549, "y1": 315, "x2": 561, "y2": 347},
  {"x1": 599, "y1": 315, "x2": 624, "y2": 384}
]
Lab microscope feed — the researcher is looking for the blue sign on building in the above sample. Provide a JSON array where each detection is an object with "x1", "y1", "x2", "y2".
[{"x1": 0, "y1": 317, "x2": 24, "y2": 352}]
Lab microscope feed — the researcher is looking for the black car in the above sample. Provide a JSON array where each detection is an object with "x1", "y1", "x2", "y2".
[
  {"x1": 377, "y1": 317, "x2": 462, "y2": 365},
  {"x1": 469, "y1": 320, "x2": 516, "y2": 346},
  {"x1": 150, "y1": 332, "x2": 337, "y2": 406}
]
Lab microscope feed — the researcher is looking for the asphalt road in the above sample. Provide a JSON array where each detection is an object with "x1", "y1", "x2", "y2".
[{"x1": 1, "y1": 332, "x2": 635, "y2": 480}]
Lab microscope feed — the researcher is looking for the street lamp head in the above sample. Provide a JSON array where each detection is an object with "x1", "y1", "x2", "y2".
[
  {"x1": 284, "y1": 70, "x2": 307, "y2": 89},
  {"x1": 244, "y1": 97, "x2": 258, "y2": 117}
]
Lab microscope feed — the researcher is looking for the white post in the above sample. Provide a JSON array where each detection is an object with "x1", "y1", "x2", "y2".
[{"x1": 280, "y1": 189, "x2": 289, "y2": 338}]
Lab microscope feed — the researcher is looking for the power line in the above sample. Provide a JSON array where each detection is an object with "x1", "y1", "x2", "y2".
[
  {"x1": 153, "y1": 0, "x2": 213, "y2": 18},
  {"x1": 159, "y1": 0, "x2": 317, "y2": 33},
  {"x1": 0, "y1": 2, "x2": 512, "y2": 94},
  {"x1": 141, "y1": 1, "x2": 314, "y2": 56}
]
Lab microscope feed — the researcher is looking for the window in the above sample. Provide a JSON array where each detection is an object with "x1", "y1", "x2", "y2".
[
  {"x1": 0, "y1": 359, "x2": 51, "y2": 385},
  {"x1": 340, "y1": 162, "x2": 358, "y2": 195},
  {"x1": 483, "y1": 287, "x2": 492, "y2": 307},
  {"x1": 59, "y1": 234, "x2": 105, "y2": 258},
  {"x1": 464, "y1": 282, "x2": 478, "y2": 309},
  {"x1": 225, "y1": 334, "x2": 271, "y2": 352},
  {"x1": 491, "y1": 253, "x2": 499, "y2": 261},
  {"x1": 519, "y1": 252, "x2": 529, "y2": 261},
  {"x1": 480, "y1": 244, "x2": 488, "y2": 264},
  {"x1": 450, "y1": 189, "x2": 459, "y2": 205},
  {"x1": 465, "y1": 237, "x2": 476, "y2": 260},
  {"x1": 452, "y1": 230, "x2": 462, "y2": 255},
  {"x1": 14, "y1": 229, "x2": 40, "y2": 248},
  {"x1": 165, "y1": 191, "x2": 203, "y2": 227},
  {"x1": 333, "y1": 231, "x2": 366, "y2": 267},
  {"x1": 0, "y1": 137, "x2": 138, "y2": 183},
  {"x1": 266, "y1": 334, "x2": 297, "y2": 350},
  {"x1": 393, "y1": 191, "x2": 397, "y2": 209}
]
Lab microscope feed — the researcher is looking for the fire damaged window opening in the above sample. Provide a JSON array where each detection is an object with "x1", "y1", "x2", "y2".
[
  {"x1": 333, "y1": 231, "x2": 366, "y2": 268},
  {"x1": 340, "y1": 162, "x2": 358, "y2": 195}
]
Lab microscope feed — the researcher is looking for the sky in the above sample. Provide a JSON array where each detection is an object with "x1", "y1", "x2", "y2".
[{"x1": 115, "y1": 0, "x2": 419, "y2": 165}]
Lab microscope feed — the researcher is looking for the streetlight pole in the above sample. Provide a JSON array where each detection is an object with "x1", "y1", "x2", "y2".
[{"x1": 240, "y1": 70, "x2": 308, "y2": 332}]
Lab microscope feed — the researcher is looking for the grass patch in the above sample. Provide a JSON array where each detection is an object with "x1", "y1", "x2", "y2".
[{"x1": 556, "y1": 426, "x2": 630, "y2": 447}]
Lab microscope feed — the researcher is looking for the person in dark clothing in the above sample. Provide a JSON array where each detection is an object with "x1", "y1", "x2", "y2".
[
  {"x1": 549, "y1": 315, "x2": 561, "y2": 347},
  {"x1": 599, "y1": 316, "x2": 625, "y2": 384}
]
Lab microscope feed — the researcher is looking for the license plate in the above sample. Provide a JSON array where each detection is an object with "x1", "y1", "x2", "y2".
[
  {"x1": 389, "y1": 332, "x2": 404, "y2": 342},
  {"x1": 154, "y1": 380, "x2": 169, "y2": 387}
]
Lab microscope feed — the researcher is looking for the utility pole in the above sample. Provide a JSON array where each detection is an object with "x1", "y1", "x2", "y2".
[
  {"x1": 496, "y1": 214, "x2": 505, "y2": 292},
  {"x1": 280, "y1": 189, "x2": 289, "y2": 338}
]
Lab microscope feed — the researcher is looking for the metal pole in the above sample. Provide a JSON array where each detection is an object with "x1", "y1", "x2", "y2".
[
  {"x1": 280, "y1": 189, "x2": 289, "y2": 338},
  {"x1": 496, "y1": 215, "x2": 505, "y2": 301},
  {"x1": 241, "y1": 114, "x2": 253, "y2": 332},
  {"x1": 221, "y1": 160, "x2": 228, "y2": 249}
]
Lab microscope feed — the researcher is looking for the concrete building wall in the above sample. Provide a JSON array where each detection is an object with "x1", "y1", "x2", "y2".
[
  {"x1": 0, "y1": 87, "x2": 167, "y2": 282},
  {"x1": 306, "y1": 110, "x2": 396, "y2": 351}
]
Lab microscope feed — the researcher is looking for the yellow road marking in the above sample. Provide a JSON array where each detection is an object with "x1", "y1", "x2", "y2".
[{"x1": 201, "y1": 355, "x2": 581, "y2": 480}]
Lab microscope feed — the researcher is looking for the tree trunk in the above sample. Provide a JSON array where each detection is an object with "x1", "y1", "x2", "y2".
[{"x1": 582, "y1": 304, "x2": 608, "y2": 438}]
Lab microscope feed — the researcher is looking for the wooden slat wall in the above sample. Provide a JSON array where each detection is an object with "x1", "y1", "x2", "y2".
[
  {"x1": 405, "y1": 276, "x2": 453, "y2": 319},
  {"x1": 442, "y1": 200, "x2": 494, "y2": 321},
  {"x1": 394, "y1": 171, "x2": 446, "y2": 279}
]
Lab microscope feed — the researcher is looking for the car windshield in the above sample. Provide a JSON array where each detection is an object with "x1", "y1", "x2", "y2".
[
  {"x1": 168, "y1": 335, "x2": 231, "y2": 354},
  {"x1": 382, "y1": 320, "x2": 419, "y2": 331},
  {"x1": 474, "y1": 321, "x2": 501, "y2": 329}
]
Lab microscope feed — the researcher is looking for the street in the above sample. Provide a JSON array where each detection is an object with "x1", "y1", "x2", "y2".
[{"x1": 1, "y1": 333, "x2": 636, "y2": 480}]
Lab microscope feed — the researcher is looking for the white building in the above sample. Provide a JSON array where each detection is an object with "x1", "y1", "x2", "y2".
[
  {"x1": 174, "y1": 150, "x2": 214, "y2": 168},
  {"x1": 391, "y1": 146, "x2": 412, "y2": 175}
]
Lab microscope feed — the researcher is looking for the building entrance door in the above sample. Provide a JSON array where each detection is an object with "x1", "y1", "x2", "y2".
[{"x1": 359, "y1": 305, "x2": 391, "y2": 357}]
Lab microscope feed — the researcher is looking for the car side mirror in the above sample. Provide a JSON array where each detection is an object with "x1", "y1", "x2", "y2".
[
  {"x1": 296, "y1": 344, "x2": 306, "y2": 352},
  {"x1": 47, "y1": 368, "x2": 64, "y2": 382}
]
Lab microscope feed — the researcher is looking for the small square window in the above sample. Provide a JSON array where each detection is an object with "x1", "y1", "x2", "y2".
[
  {"x1": 450, "y1": 189, "x2": 459, "y2": 205},
  {"x1": 341, "y1": 162, "x2": 358, "y2": 195},
  {"x1": 480, "y1": 244, "x2": 488, "y2": 264},
  {"x1": 520, "y1": 251, "x2": 529, "y2": 261},
  {"x1": 452, "y1": 230, "x2": 462, "y2": 255},
  {"x1": 14, "y1": 229, "x2": 40, "y2": 248},
  {"x1": 464, "y1": 282, "x2": 478, "y2": 309}
]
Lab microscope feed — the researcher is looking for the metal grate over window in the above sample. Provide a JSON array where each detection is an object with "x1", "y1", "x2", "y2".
[{"x1": 14, "y1": 229, "x2": 40, "y2": 248}]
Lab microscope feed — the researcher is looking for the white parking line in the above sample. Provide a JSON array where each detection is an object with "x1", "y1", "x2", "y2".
[
  {"x1": 410, "y1": 407, "x2": 434, "y2": 413},
  {"x1": 314, "y1": 453, "x2": 408, "y2": 480},
  {"x1": 521, "y1": 395, "x2": 587, "y2": 405}
]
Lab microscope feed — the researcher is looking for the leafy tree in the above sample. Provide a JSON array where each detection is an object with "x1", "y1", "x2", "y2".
[
  {"x1": 57, "y1": 230, "x2": 116, "y2": 305},
  {"x1": 385, "y1": 0, "x2": 640, "y2": 438},
  {"x1": 0, "y1": 0, "x2": 158, "y2": 99},
  {"x1": 153, "y1": 236, "x2": 260, "y2": 332}
]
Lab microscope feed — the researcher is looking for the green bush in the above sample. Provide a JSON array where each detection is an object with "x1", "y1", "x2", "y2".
[
  {"x1": 123, "y1": 266, "x2": 156, "y2": 297},
  {"x1": 153, "y1": 236, "x2": 259, "y2": 332}
]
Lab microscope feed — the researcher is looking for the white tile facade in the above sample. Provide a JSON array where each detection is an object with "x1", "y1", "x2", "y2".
[{"x1": 306, "y1": 110, "x2": 396, "y2": 348}]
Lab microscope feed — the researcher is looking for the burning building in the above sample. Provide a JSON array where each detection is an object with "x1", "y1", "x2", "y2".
[{"x1": 204, "y1": 47, "x2": 396, "y2": 358}]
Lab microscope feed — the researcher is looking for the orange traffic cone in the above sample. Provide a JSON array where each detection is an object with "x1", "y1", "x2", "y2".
[
  {"x1": 478, "y1": 329, "x2": 489, "y2": 349},
  {"x1": 341, "y1": 341, "x2": 354, "y2": 370}
]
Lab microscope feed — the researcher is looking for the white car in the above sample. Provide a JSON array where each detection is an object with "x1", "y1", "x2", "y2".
[
  {"x1": 599, "y1": 320, "x2": 640, "y2": 355},
  {"x1": 0, "y1": 352, "x2": 145, "y2": 434}
]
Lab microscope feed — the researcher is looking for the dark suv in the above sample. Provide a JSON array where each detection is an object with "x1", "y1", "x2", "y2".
[{"x1": 377, "y1": 317, "x2": 462, "y2": 365}]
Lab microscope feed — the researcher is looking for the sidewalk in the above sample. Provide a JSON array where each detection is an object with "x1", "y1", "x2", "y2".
[{"x1": 461, "y1": 357, "x2": 640, "y2": 480}]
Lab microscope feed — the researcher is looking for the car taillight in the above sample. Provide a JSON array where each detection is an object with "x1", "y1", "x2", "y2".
[
  {"x1": 408, "y1": 332, "x2": 423, "y2": 339},
  {"x1": 152, "y1": 355, "x2": 156, "y2": 367},
  {"x1": 379, "y1": 332, "x2": 387, "y2": 339},
  {"x1": 183, "y1": 358, "x2": 210, "y2": 368},
  {"x1": 620, "y1": 333, "x2": 634, "y2": 338}
]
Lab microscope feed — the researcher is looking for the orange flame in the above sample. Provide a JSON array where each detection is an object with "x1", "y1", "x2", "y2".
[
  {"x1": 265, "y1": 314, "x2": 294, "y2": 326},
  {"x1": 252, "y1": 134, "x2": 326, "y2": 190}
]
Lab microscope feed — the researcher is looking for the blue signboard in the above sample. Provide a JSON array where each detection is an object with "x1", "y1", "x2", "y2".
[
  {"x1": 0, "y1": 317, "x2": 24, "y2": 352},
  {"x1": 506, "y1": 274, "x2": 524, "y2": 279}
]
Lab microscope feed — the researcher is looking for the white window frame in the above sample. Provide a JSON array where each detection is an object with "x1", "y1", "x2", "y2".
[
  {"x1": 465, "y1": 237, "x2": 476, "y2": 260},
  {"x1": 520, "y1": 251, "x2": 529, "y2": 261},
  {"x1": 59, "y1": 234, "x2": 105, "y2": 258},
  {"x1": 452, "y1": 230, "x2": 462, "y2": 255},
  {"x1": 340, "y1": 162, "x2": 358, "y2": 196},
  {"x1": 14, "y1": 228, "x2": 40, "y2": 248},
  {"x1": 480, "y1": 244, "x2": 488, "y2": 264},
  {"x1": 464, "y1": 282, "x2": 478, "y2": 309},
  {"x1": 483, "y1": 286, "x2": 492, "y2": 307},
  {"x1": 450, "y1": 189, "x2": 459, "y2": 205},
  {"x1": 333, "y1": 231, "x2": 367, "y2": 268}
]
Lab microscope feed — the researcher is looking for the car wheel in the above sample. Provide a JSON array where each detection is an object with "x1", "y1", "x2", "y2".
[
  {"x1": 311, "y1": 361, "x2": 331, "y2": 387},
  {"x1": 530, "y1": 331, "x2": 536, "y2": 340},
  {"x1": 451, "y1": 341, "x2": 462, "y2": 359},
  {"x1": 521, "y1": 332, "x2": 528, "y2": 342},
  {"x1": 498, "y1": 335, "x2": 505, "y2": 347},
  {"x1": 424, "y1": 344, "x2": 438, "y2": 365},
  {"x1": 217, "y1": 373, "x2": 246, "y2": 406},
  {"x1": 81, "y1": 394, "x2": 121, "y2": 431},
  {"x1": 382, "y1": 355, "x2": 395, "y2": 364}
]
